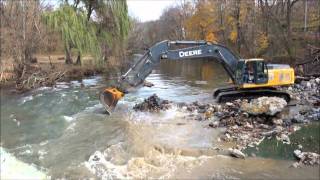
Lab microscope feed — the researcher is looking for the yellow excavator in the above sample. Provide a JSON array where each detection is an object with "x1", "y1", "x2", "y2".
[{"x1": 100, "y1": 40, "x2": 295, "y2": 114}]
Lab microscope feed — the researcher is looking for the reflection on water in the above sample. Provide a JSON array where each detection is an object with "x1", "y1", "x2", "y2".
[
  {"x1": 0, "y1": 60, "x2": 319, "y2": 179},
  {"x1": 159, "y1": 59, "x2": 229, "y2": 89}
]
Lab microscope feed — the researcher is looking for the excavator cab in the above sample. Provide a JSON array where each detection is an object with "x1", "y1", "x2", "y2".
[{"x1": 235, "y1": 59, "x2": 268, "y2": 85}]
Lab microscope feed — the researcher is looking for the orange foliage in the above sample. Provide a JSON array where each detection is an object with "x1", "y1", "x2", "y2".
[
  {"x1": 205, "y1": 32, "x2": 217, "y2": 43},
  {"x1": 185, "y1": 1, "x2": 218, "y2": 41}
]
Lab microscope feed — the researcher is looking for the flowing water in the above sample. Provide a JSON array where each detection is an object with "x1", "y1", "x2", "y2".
[{"x1": 1, "y1": 60, "x2": 319, "y2": 179}]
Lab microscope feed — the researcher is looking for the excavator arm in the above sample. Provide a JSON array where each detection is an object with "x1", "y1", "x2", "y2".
[{"x1": 101, "y1": 40, "x2": 240, "y2": 114}]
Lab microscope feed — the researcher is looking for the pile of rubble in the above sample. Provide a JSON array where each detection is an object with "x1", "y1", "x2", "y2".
[
  {"x1": 293, "y1": 149, "x2": 320, "y2": 167},
  {"x1": 134, "y1": 93, "x2": 318, "y2": 150},
  {"x1": 285, "y1": 77, "x2": 320, "y2": 106},
  {"x1": 132, "y1": 77, "x2": 320, "y2": 161},
  {"x1": 133, "y1": 94, "x2": 172, "y2": 112},
  {"x1": 178, "y1": 97, "x2": 298, "y2": 149}
]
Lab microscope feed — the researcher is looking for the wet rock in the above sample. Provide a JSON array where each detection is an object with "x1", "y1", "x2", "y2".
[
  {"x1": 294, "y1": 149, "x2": 303, "y2": 159},
  {"x1": 133, "y1": 94, "x2": 171, "y2": 112},
  {"x1": 221, "y1": 133, "x2": 232, "y2": 141},
  {"x1": 261, "y1": 130, "x2": 277, "y2": 137},
  {"x1": 291, "y1": 114, "x2": 306, "y2": 123},
  {"x1": 208, "y1": 121, "x2": 219, "y2": 128},
  {"x1": 291, "y1": 162, "x2": 301, "y2": 168},
  {"x1": 241, "y1": 97, "x2": 287, "y2": 116},
  {"x1": 143, "y1": 81, "x2": 154, "y2": 87},
  {"x1": 306, "y1": 82, "x2": 312, "y2": 89},
  {"x1": 294, "y1": 150, "x2": 320, "y2": 166},
  {"x1": 244, "y1": 122, "x2": 253, "y2": 129},
  {"x1": 228, "y1": 148, "x2": 245, "y2": 159},
  {"x1": 195, "y1": 115, "x2": 204, "y2": 121},
  {"x1": 307, "y1": 108, "x2": 320, "y2": 121},
  {"x1": 272, "y1": 118, "x2": 283, "y2": 125},
  {"x1": 277, "y1": 133, "x2": 290, "y2": 144}
]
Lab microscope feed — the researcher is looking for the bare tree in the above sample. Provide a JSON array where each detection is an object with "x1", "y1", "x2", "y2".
[{"x1": 1, "y1": 0, "x2": 45, "y2": 79}]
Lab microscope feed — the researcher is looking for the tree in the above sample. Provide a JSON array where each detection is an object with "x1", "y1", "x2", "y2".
[
  {"x1": 95, "y1": 0, "x2": 130, "y2": 61},
  {"x1": 1, "y1": 0, "x2": 44, "y2": 79},
  {"x1": 185, "y1": 1, "x2": 219, "y2": 41},
  {"x1": 43, "y1": 5, "x2": 101, "y2": 65}
]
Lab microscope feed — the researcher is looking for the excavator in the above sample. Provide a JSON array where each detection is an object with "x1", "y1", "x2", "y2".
[{"x1": 100, "y1": 40, "x2": 295, "y2": 114}]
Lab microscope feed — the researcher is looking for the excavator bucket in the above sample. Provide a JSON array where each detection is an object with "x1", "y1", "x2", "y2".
[{"x1": 99, "y1": 87, "x2": 124, "y2": 114}]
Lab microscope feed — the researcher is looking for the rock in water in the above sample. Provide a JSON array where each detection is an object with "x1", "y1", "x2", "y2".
[
  {"x1": 228, "y1": 148, "x2": 246, "y2": 159},
  {"x1": 293, "y1": 150, "x2": 320, "y2": 166},
  {"x1": 143, "y1": 81, "x2": 154, "y2": 87},
  {"x1": 294, "y1": 149, "x2": 303, "y2": 159},
  {"x1": 133, "y1": 94, "x2": 171, "y2": 112},
  {"x1": 241, "y1": 97, "x2": 287, "y2": 116}
]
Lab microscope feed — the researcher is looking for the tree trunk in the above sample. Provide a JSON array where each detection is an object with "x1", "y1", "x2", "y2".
[
  {"x1": 75, "y1": 52, "x2": 81, "y2": 65},
  {"x1": 235, "y1": 0, "x2": 241, "y2": 53},
  {"x1": 65, "y1": 46, "x2": 73, "y2": 64}
]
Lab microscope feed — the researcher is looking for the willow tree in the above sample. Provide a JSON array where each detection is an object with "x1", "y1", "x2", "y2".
[
  {"x1": 43, "y1": 5, "x2": 101, "y2": 65},
  {"x1": 94, "y1": 0, "x2": 130, "y2": 61}
]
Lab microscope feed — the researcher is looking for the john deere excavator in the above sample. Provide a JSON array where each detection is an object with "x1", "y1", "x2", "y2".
[{"x1": 100, "y1": 40, "x2": 295, "y2": 114}]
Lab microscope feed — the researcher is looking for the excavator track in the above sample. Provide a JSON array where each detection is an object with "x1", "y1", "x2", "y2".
[
  {"x1": 215, "y1": 88, "x2": 290, "y2": 103},
  {"x1": 213, "y1": 85, "x2": 237, "y2": 98}
]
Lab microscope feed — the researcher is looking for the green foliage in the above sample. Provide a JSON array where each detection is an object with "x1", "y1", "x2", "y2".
[
  {"x1": 43, "y1": 5, "x2": 102, "y2": 64},
  {"x1": 107, "y1": 0, "x2": 130, "y2": 41},
  {"x1": 96, "y1": 0, "x2": 131, "y2": 56}
]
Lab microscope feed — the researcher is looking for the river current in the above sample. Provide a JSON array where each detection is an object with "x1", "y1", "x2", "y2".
[{"x1": 1, "y1": 60, "x2": 319, "y2": 179}]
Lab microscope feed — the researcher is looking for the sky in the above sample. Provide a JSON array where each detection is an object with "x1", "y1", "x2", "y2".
[
  {"x1": 127, "y1": 0, "x2": 177, "y2": 22},
  {"x1": 45, "y1": 0, "x2": 177, "y2": 22}
]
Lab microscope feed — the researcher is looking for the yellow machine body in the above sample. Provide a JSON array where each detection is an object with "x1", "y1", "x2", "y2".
[{"x1": 241, "y1": 68, "x2": 295, "y2": 89}]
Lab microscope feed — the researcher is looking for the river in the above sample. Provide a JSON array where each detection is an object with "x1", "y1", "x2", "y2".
[{"x1": 1, "y1": 59, "x2": 319, "y2": 179}]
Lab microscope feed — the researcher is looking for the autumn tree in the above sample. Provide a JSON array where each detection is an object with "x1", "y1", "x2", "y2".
[{"x1": 185, "y1": 0, "x2": 219, "y2": 42}]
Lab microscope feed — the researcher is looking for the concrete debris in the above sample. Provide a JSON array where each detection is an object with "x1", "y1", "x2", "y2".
[
  {"x1": 133, "y1": 77, "x2": 320, "y2": 151},
  {"x1": 293, "y1": 150, "x2": 320, "y2": 166},
  {"x1": 240, "y1": 97, "x2": 287, "y2": 116},
  {"x1": 284, "y1": 77, "x2": 320, "y2": 105},
  {"x1": 228, "y1": 148, "x2": 246, "y2": 159}
]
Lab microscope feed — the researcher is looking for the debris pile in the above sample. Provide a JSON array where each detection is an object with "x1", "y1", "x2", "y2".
[
  {"x1": 293, "y1": 149, "x2": 320, "y2": 167},
  {"x1": 132, "y1": 77, "x2": 319, "y2": 155},
  {"x1": 284, "y1": 77, "x2": 320, "y2": 106},
  {"x1": 133, "y1": 94, "x2": 172, "y2": 112}
]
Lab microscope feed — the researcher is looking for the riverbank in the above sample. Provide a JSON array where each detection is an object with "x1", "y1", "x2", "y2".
[{"x1": 0, "y1": 54, "x2": 121, "y2": 92}]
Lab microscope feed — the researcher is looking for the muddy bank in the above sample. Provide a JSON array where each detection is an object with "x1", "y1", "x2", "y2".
[{"x1": 0, "y1": 63, "x2": 116, "y2": 93}]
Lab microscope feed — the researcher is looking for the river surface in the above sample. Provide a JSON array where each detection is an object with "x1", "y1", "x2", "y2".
[{"x1": 1, "y1": 60, "x2": 319, "y2": 179}]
